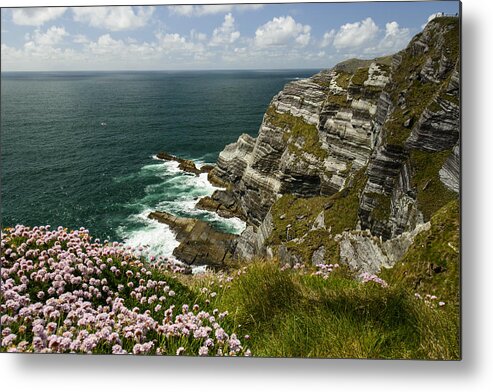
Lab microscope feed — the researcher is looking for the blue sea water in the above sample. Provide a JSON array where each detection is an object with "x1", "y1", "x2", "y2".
[{"x1": 1, "y1": 70, "x2": 317, "y2": 256}]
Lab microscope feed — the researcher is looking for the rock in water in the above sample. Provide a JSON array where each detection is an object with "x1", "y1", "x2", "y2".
[
  {"x1": 156, "y1": 152, "x2": 202, "y2": 176},
  {"x1": 148, "y1": 211, "x2": 237, "y2": 268}
]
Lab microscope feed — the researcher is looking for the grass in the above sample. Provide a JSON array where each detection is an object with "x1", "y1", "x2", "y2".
[
  {"x1": 269, "y1": 194, "x2": 332, "y2": 244},
  {"x1": 266, "y1": 106, "x2": 328, "y2": 161},
  {"x1": 285, "y1": 230, "x2": 340, "y2": 265},
  {"x1": 323, "y1": 168, "x2": 367, "y2": 234},
  {"x1": 200, "y1": 260, "x2": 460, "y2": 359}
]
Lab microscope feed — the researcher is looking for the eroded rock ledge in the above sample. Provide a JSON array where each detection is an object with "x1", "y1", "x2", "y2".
[
  {"x1": 156, "y1": 152, "x2": 213, "y2": 176},
  {"x1": 148, "y1": 211, "x2": 237, "y2": 269}
]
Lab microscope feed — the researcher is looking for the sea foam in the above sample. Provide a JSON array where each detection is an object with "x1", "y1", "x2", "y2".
[{"x1": 119, "y1": 156, "x2": 246, "y2": 260}]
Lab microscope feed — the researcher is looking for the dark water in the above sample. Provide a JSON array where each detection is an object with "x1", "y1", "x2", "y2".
[{"x1": 1, "y1": 70, "x2": 317, "y2": 255}]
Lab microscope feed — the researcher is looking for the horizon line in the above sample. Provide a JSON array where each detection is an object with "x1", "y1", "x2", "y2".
[{"x1": 1, "y1": 68, "x2": 325, "y2": 73}]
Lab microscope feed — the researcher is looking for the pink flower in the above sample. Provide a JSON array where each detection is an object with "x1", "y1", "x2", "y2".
[{"x1": 2, "y1": 334, "x2": 17, "y2": 347}]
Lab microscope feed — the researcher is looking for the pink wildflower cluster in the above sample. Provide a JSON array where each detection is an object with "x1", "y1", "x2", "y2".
[
  {"x1": 312, "y1": 263, "x2": 340, "y2": 279},
  {"x1": 0, "y1": 225, "x2": 249, "y2": 356},
  {"x1": 414, "y1": 293, "x2": 446, "y2": 308},
  {"x1": 358, "y1": 272, "x2": 389, "y2": 288}
]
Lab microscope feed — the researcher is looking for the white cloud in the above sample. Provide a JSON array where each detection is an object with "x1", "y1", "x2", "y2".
[
  {"x1": 168, "y1": 4, "x2": 263, "y2": 17},
  {"x1": 380, "y1": 21, "x2": 410, "y2": 51},
  {"x1": 321, "y1": 29, "x2": 336, "y2": 47},
  {"x1": 73, "y1": 34, "x2": 89, "y2": 44},
  {"x1": 72, "y1": 6, "x2": 154, "y2": 31},
  {"x1": 364, "y1": 21, "x2": 411, "y2": 56},
  {"x1": 190, "y1": 29, "x2": 207, "y2": 42},
  {"x1": 254, "y1": 16, "x2": 311, "y2": 47},
  {"x1": 333, "y1": 17, "x2": 379, "y2": 50},
  {"x1": 12, "y1": 7, "x2": 67, "y2": 26},
  {"x1": 155, "y1": 32, "x2": 207, "y2": 60},
  {"x1": 87, "y1": 34, "x2": 124, "y2": 55},
  {"x1": 155, "y1": 32, "x2": 187, "y2": 50},
  {"x1": 210, "y1": 13, "x2": 240, "y2": 46},
  {"x1": 25, "y1": 26, "x2": 68, "y2": 47},
  {"x1": 3, "y1": 26, "x2": 80, "y2": 71}
]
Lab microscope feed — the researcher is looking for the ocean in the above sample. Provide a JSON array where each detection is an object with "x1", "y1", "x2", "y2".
[{"x1": 1, "y1": 70, "x2": 317, "y2": 257}]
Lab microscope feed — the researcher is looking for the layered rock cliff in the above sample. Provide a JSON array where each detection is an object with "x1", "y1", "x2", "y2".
[{"x1": 197, "y1": 16, "x2": 460, "y2": 274}]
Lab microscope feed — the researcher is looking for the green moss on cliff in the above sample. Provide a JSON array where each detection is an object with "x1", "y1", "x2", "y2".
[
  {"x1": 325, "y1": 93, "x2": 350, "y2": 108},
  {"x1": 267, "y1": 169, "x2": 367, "y2": 264},
  {"x1": 266, "y1": 106, "x2": 327, "y2": 161},
  {"x1": 323, "y1": 169, "x2": 367, "y2": 235},
  {"x1": 286, "y1": 230, "x2": 341, "y2": 264},
  {"x1": 367, "y1": 192, "x2": 393, "y2": 222},
  {"x1": 410, "y1": 149, "x2": 458, "y2": 220},
  {"x1": 336, "y1": 71, "x2": 352, "y2": 89},
  {"x1": 350, "y1": 67, "x2": 369, "y2": 86},
  {"x1": 269, "y1": 194, "x2": 331, "y2": 245},
  {"x1": 381, "y1": 199, "x2": 460, "y2": 305}
]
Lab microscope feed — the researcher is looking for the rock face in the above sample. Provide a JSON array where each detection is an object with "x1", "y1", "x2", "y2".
[
  {"x1": 148, "y1": 211, "x2": 237, "y2": 269},
  {"x1": 439, "y1": 143, "x2": 460, "y2": 193},
  {"x1": 358, "y1": 17, "x2": 460, "y2": 238},
  {"x1": 205, "y1": 58, "x2": 392, "y2": 231},
  {"x1": 195, "y1": 16, "x2": 460, "y2": 275}
]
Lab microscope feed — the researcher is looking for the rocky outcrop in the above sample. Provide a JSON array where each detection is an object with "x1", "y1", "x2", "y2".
[
  {"x1": 193, "y1": 18, "x2": 460, "y2": 273},
  {"x1": 195, "y1": 190, "x2": 245, "y2": 220},
  {"x1": 335, "y1": 222, "x2": 431, "y2": 274},
  {"x1": 148, "y1": 211, "x2": 237, "y2": 269},
  {"x1": 156, "y1": 152, "x2": 212, "y2": 176}
]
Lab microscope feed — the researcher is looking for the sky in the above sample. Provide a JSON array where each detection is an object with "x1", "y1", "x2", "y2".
[{"x1": 0, "y1": 1, "x2": 460, "y2": 71}]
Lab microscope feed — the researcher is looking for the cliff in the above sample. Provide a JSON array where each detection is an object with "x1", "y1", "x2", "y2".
[{"x1": 198, "y1": 16, "x2": 460, "y2": 277}]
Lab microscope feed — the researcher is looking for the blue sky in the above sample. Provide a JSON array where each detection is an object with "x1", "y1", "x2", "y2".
[{"x1": 0, "y1": 1, "x2": 460, "y2": 71}]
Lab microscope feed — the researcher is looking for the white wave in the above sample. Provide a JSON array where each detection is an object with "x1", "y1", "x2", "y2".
[
  {"x1": 192, "y1": 265, "x2": 209, "y2": 275},
  {"x1": 119, "y1": 209, "x2": 179, "y2": 258},
  {"x1": 119, "y1": 155, "x2": 246, "y2": 262}
]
